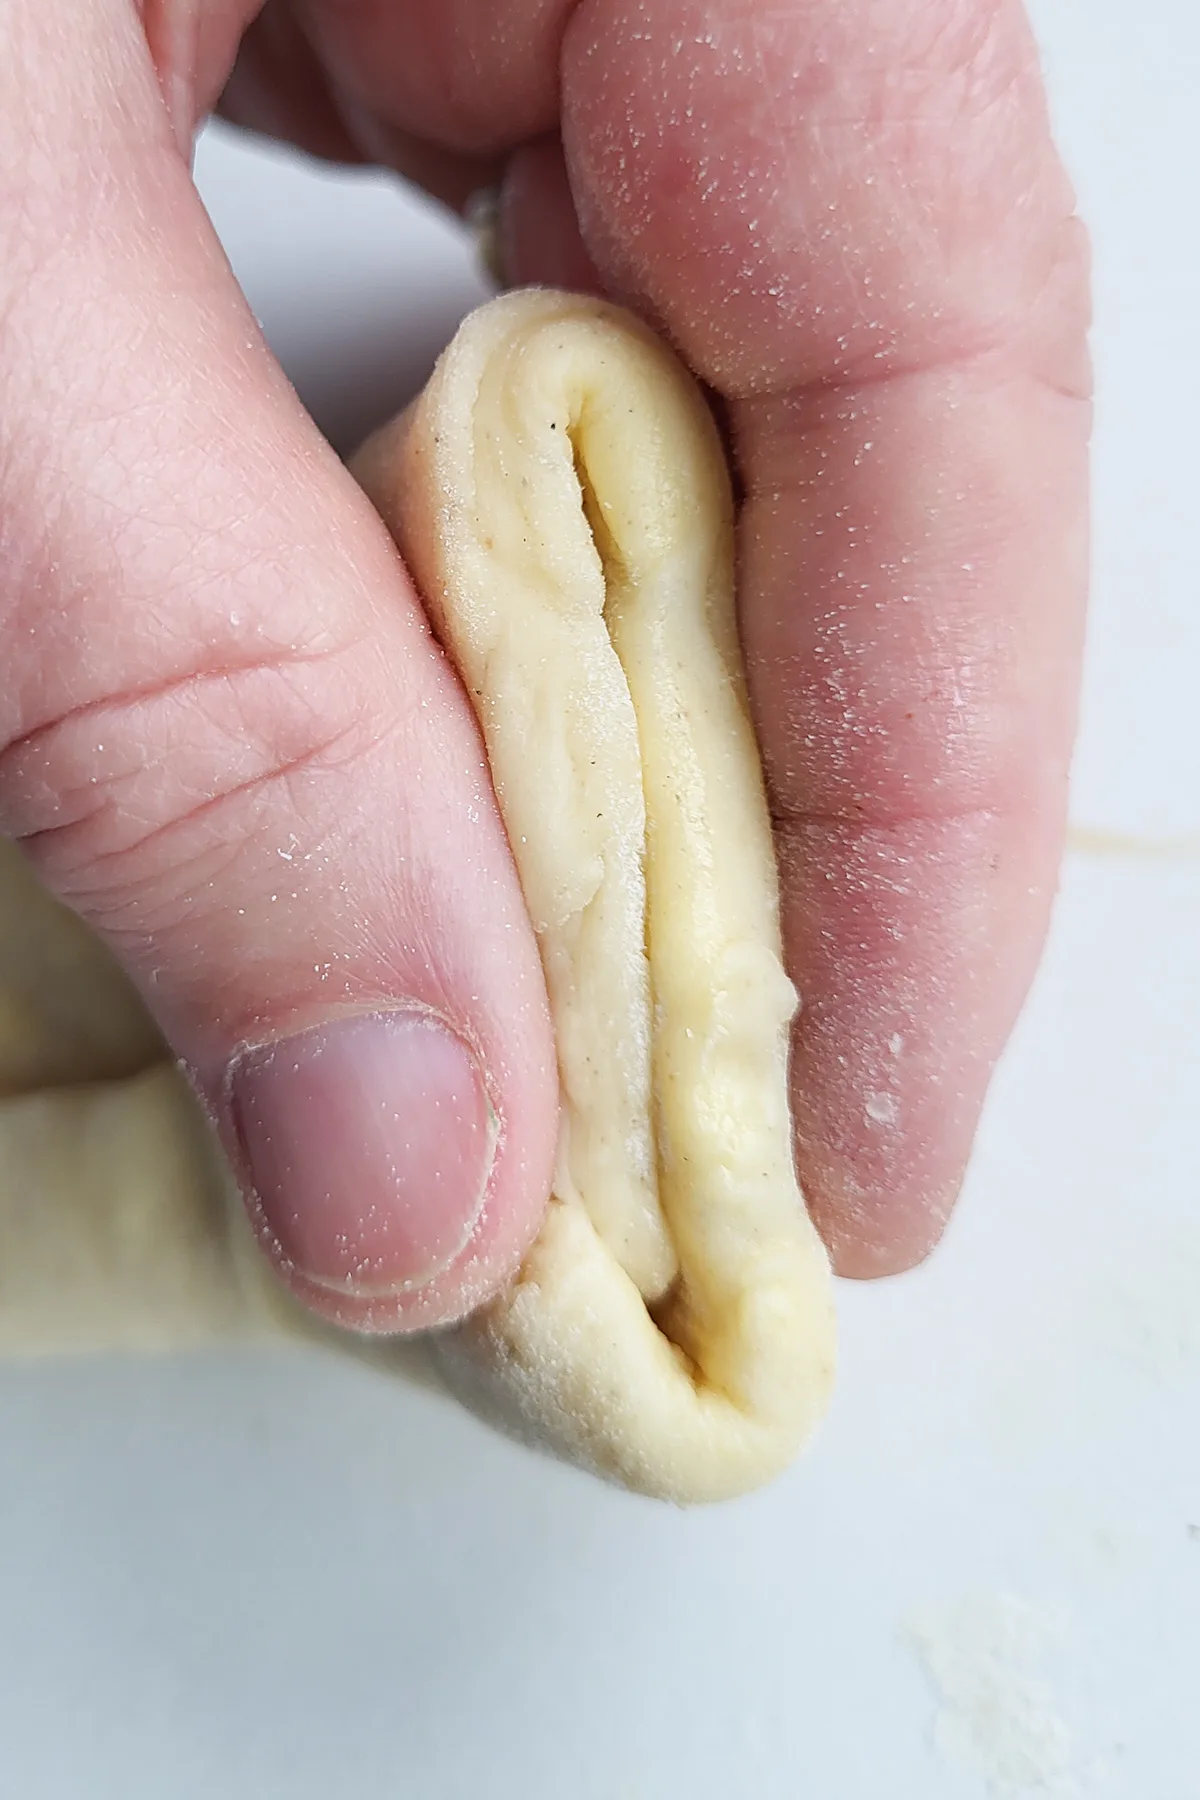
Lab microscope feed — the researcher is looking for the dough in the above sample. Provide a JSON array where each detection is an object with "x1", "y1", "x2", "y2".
[
  {"x1": 353, "y1": 291, "x2": 834, "y2": 1501},
  {"x1": 0, "y1": 837, "x2": 267, "y2": 1354},
  {"x1": 0, "y1": 291, "x2": 834, "y2": 1503}
]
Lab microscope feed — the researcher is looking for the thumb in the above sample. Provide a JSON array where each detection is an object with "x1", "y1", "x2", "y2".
[{"x1": 0, "y1": 7, "x2": 558, "y2": 1331}]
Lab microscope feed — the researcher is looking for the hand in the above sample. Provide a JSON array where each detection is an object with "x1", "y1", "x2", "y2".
[{"x1": 0, "y1": 1, "x2": 1088, "y2": 1324}]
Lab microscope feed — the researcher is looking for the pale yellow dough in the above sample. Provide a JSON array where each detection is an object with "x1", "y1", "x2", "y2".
[
  {"x1": 0, "y1": 837, "x2": 259, "y2": 1355},
  {"x1": 353, "y1": 291, "x2": 835, "y2": 1501},
  {"x1": 0, "y1": 291, "x2": 834, "y2": 1503}
]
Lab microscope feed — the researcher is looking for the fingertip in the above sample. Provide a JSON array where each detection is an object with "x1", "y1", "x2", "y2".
[{"x1": 804, "y1": 1156, "x2": 963, "y2": 1281}]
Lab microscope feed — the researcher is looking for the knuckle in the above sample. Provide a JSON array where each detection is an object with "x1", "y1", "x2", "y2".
[{"x1": 1, "y1": 647, "x2": 378, "y2": 935}]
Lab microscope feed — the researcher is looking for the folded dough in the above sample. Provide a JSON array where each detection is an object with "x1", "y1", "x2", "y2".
[
  {"x1": 0, "y1": 291, "x2": 834, "y2": 1504},
  {"x1": 353, "y1": 290, "x2": 834, "y2": 1501}
]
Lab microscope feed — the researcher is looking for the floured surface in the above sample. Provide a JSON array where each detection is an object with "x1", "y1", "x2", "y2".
[{"x1": 908, "y1": 1597, "x2": 1083, "y2": 1798}]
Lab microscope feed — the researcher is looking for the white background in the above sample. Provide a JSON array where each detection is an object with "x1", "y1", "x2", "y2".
[{"x1": 2, "y1": 2, "x2": 1198, "y2": 1795}]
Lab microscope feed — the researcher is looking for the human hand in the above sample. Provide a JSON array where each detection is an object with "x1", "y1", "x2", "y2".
[{"x1": 0, "y1": 0, "x2": 1088, "y2": 1327}]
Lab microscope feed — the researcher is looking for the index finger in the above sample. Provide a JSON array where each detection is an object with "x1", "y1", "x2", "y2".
[{"x1": 555, "y1": 0, "x2": 1090, "y2": 1275}]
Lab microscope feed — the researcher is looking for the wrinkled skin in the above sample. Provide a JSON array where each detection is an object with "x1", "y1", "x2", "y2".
[{"x1": 0, "y1": 0, "x2": 1089, "y2": 1326}]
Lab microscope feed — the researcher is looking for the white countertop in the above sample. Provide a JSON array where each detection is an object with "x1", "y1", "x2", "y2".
[{"x1": 2, "y1": 3, "x2": 1197, "y2": 1795}]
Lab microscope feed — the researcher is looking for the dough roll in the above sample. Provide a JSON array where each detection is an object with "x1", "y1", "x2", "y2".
[
  {"x1": 354, "y1": 290, "x2": 835, "y2": 1502},
  {"x1": 0, "y1": 836, "x2": 267, "y2": 1355}
]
